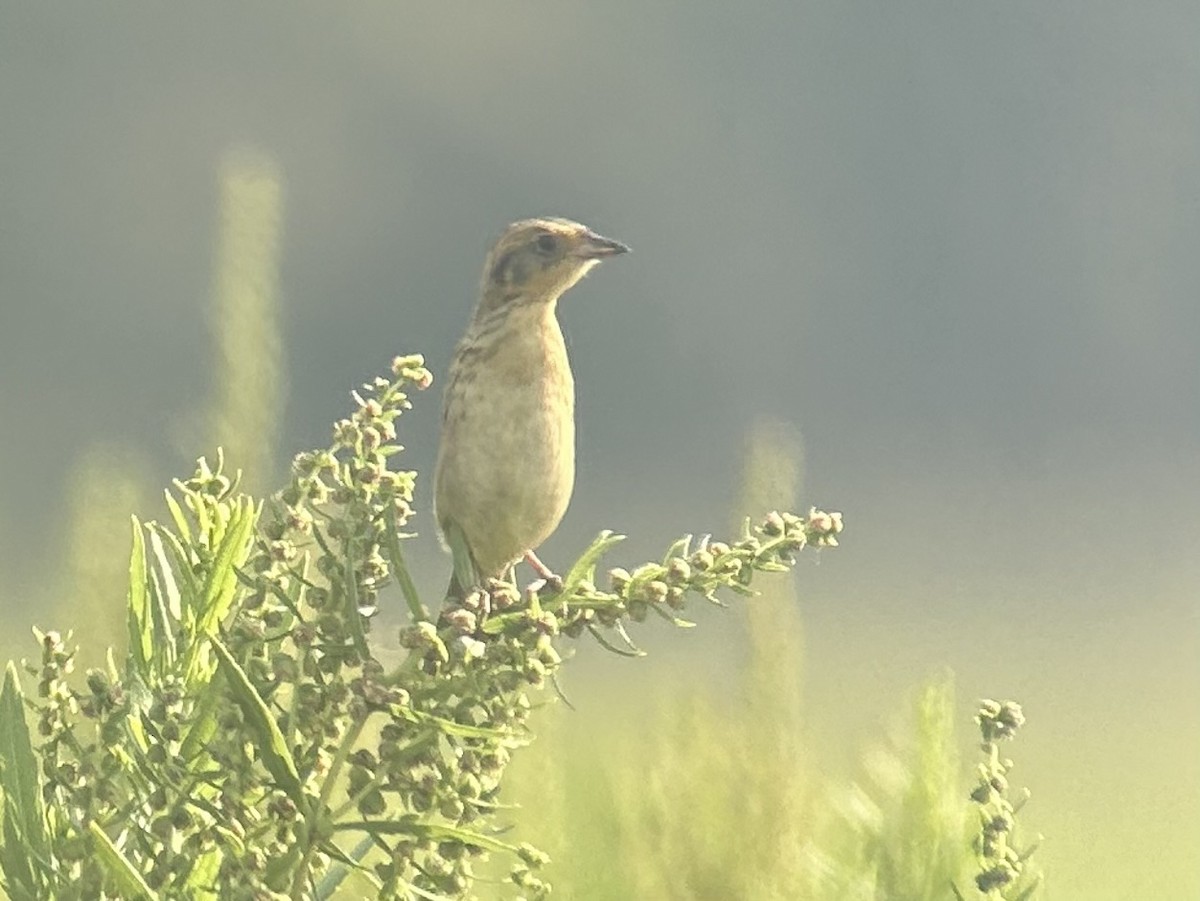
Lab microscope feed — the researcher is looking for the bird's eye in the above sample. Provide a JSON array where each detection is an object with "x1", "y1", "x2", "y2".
[{"x1": 534, "y1": 233, "x2": 558, "y2": 255}]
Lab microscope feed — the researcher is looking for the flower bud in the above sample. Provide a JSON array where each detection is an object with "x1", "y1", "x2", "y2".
[
  {"x1": 644, "y1": 580, "x2": 669, "y2": 604},
  {"x1": 763, "y1": 511, "x2": 786, "y2": 536},
  {"x1": 666, "y1": 557, "x2": 691, "y2": 583},
  {"x1": 444, "y1": 608, "x2": 478, "y2": 635},
  {"x1": 608, "y1": 567, "x2": 632, "y2": 591}
]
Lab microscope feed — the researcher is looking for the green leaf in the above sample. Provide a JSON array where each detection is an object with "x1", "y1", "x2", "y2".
[
  {"x1": 738, "y1": 515, "x2": 753, "y2": 542},
  {"x1": 0, "y1": 663, "x2": 47, "y2": 890},
  {"x1": 561, "y1": 531, "x2": 625, "y2": 594},
  {"x1": 145, "y1": 532, "x2": 180, "y2": 675},
  {"x1": 125, "y1": 517, "x2": 152, "y2": 679},
  {"x1": 2, "y1": 808, "x2": 38, "y2": 899},
  {"x1": 185, "y1": 499, "x2": 260, "y2": 685},
  {"x1": 383, "y1": 502, "x2": 426, "y2": 621},
  {"x1": 314, "y1": 836, "x2": 380, "y2": 901},
  {"x1": 400, "y1": 708, "x2": 524, "y2": 743},
  {"x1": 147, "y1": 530, "x2": 183, "y2": 623},
  {"x1": 149, "y1": 525, "x2": 201, "y2": 631},
  {"x1": 234, "y1": 563, "x2": 302, "y2": 621},
  {"x1": 648, "y1": 605, "x2": 696, "y2": 628},
  {"x1": 477, "y1": 611, "x2": 528, "y2": 635},
  {"x1": 342, "y1": 542, "x2": 370, "y2": 659},
  {"x1": 263, "y1": 843, "x2": 302, "y2": 892},
  {"x1": 116, "y1": 669, "x2": 152, "y2": 757},
  {"x1": 88, "y1": 822, "x2": 159, "y2": 900},
  {"x1": 209, "y1": 636, "x2": 306, "y2": 807},
  {"x1": 444, "y1": 520, "x2": 476, "y2": 597},
  {"x1": 310, "y1": 520, "x2": 338, "y2": 562},
  {"x1": 163, "y1": 489, "x2": 192, "y2": 544},
  {"x1": 735, "y1": 562, "x2": 755, "y2": 589},
  {"x1": 613, "y1": 620, "x2": 643, "y2": 654},
  {"x1": 178, "y1": 672, "x2": 221, "y2": 763},
  {"x1": 188, "y1": 481, "x2": 213, "y2": 541},
  {"x1": 586, "y1": 623, "x2": 645, "y2": 658},
  {"x1": 335, "y1": 817, "x2": 520, "y2": 855},
  {"x1": 661, "y1": 534, "x2": 692, "y2": 566},
  {"x1": 196, "y1": 498, "x2": 259, "y2": 636},
  {"x1": 179, "y1": 849, "x2": 221, "y2": 900}
]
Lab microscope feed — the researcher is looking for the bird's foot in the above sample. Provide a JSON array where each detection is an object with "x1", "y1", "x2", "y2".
[{"x1": 524, "y1": 550, "x2": 564, "y2": 593}]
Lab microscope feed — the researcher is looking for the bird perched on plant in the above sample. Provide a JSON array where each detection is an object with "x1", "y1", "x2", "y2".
[{"x1": 434, "y1": 217, "x2": 629, "y2": 596}]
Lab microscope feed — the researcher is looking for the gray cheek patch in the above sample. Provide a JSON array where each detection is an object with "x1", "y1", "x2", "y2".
[
  {"x1": 493, "y1": 249, "x2": 534, "y2": 287},
  {"x1": 489, "y1": 250, "x2": 513, "y2": 284}
]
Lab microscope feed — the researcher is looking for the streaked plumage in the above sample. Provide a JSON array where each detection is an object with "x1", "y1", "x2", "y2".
[{"x1": 434, "y1": 217, "x2": 628, "y2": 591}]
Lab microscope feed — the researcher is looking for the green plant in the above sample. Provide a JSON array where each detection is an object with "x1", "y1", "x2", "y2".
[
  {"x1": 958, "y1": 699, "x2": 1042, "y2": 900},
  {"x1": 0, "y1": 355, "x2": 843, "y2": 900},
  {"x1": 802, "y1": 675, "x2": 973, "y2": 900},
  {"x1": 802, "y1": 679, "x2": 1043, "y2": 901}
]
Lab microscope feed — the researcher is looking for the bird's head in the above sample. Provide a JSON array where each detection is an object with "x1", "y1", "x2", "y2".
[{"x1": 477, "y1": 217, "x2": 629, "y2": 315}]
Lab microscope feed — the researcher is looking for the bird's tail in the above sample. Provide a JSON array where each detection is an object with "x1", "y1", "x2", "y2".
[{"x1": 443, "y1": 519, "x2": 478, "y2": 601}]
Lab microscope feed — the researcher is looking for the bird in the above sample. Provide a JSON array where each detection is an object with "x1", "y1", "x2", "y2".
[{"x1": 434, "y1": 217, "x2": 629, "y2": 597}]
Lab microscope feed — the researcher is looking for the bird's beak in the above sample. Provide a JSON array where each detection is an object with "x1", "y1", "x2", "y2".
[{"x1": 576, "y1": 230, "x2": 631, "y2": 259}]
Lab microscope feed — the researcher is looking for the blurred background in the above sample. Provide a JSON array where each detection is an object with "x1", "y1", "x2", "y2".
[{"x1": 1, "y1": 3, "x2": 1197, "y2": 898}]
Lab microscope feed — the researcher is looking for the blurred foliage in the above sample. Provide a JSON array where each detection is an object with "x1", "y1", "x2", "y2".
[
  {"x1": 0, "y1": 150, "x2": 286, "y2": 671},
  {"x1": 802, "y1": 675, "x2": 972, "y2": 899},
  {"x1": 203, "y1": 150, "x2": 285, "y2": 494},
  {"x1": 495, "y1": 426, "x2": 1043, "y2": 901},
  {"x1": 56, "y1": 445, "x2": 154, "y2": 670}
]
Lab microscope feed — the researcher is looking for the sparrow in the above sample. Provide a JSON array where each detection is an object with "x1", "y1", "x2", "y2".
[{"x1": 434, "y1": 217, "x2": 629, "y2": 595}]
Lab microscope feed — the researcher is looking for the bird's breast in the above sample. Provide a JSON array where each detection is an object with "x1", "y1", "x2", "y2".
[
  {"x1": 467, "y1": 314, "x2": 574, "y2": 432},
  {"x1": 436, "y1": 311, "x2": 577, "y2": 574}
]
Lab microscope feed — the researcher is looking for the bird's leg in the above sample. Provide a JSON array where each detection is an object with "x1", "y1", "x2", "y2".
[{"x1": 524, "y1": 550, "x2": 564, "y2": 592}]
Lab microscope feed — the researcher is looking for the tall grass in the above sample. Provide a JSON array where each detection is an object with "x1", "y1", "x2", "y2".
[
  {"x1": 28, "y1": 150, "x2": 285, "y2": 666},
  {"x1": 204, "y1": 149, "x2": 285, "y2": 493}
]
